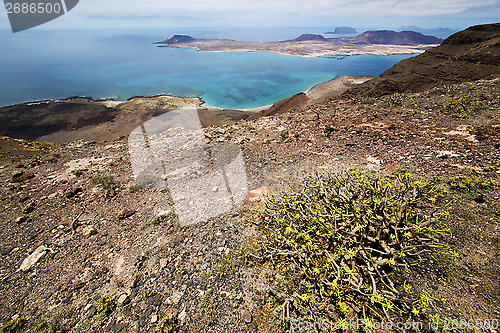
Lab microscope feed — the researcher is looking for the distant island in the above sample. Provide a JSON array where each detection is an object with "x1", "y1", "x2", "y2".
[
  {"x1": 157, "y1": 30, "x2": 443, "y2": 57},
  {"x1": 398, "y1": 25, "x2": 458, "y2": 39},
  {"x1": 325, "y1": 26, "x2": 357, "y2": 34}
]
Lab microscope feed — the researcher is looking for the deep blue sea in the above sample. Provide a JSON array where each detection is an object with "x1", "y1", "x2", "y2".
[{"x1": 0, "y1": 28, "x2": 415, "y2": 109}]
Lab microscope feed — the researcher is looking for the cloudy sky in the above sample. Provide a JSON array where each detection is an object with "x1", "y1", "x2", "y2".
[{"x1": 1, "y1": 0, "x2": 499, "y2": 31}]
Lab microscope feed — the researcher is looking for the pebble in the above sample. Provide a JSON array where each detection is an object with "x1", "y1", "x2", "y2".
[
  {"x1": 117, "y1": 293, "x2": 130, "y2": 306},
  {"x1": 166, "y1": 291, "x2": 183, "y2": 305},
  {"x1": 117, "y1": 209, "x2": 136, "y2": 220},
  {"x1": 345, "y1": 140, "x2": 356, "y2": 146},
  {"x1": 82, "y1": 226, "x2": 97, "y2": 237},
  {"x1": 0, "y1": 246, "x2": 13, "y2": 255},
  {"x1": 65, "y1": 187, "x2": 83, "y2": 199},
  {"x1": 246, "y1": 186, "x2": 272, "y2": 207},
  {"x1": 18, "y1": 245, "x2": 54, "y2": 271},
  {"x1": 241, "y1": 309, "x2": 252, "y2": 323},
  {"x1": 178, "y1": 310, "x2": 187, "y2": 323},
  {"x1": 11, "y1": 171, "x2": 35, "y2": 183},
  {"x1": 159, "y1": 259, "x2": 168, "y2": 269},
  {"x1": 14, "y1": 216, "x2": 28, "y2": 224},
  {"x1": 150, "y1": 314, "x2": 158, "y2": 324},
  {"x1": 86, "y1": 306, "x2": 96, "y2": 319},
  {"x1": 22, "y1": 202, "x2": 36, "y2": 214}
]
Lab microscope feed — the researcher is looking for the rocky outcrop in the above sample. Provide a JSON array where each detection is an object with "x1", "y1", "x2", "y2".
[
  {"x1": 349, "y1": 30, "x2": 443, "y2": 45},
  {"x1": 330, "y1": 27, "x2": 357, "y2": 34},
  {"x1": 344, "y1": 22, "x2": 500, "y2": 97},
  {"x1": 290, "y1": 34, "x2": 327, "y2": 42},
  {"x1": 160, "y1": 35, "x2": 196, "y2": 44}
]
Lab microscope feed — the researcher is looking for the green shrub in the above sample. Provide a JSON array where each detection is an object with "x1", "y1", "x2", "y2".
[
  {"x1": 483, "y1": 166, "x2": 499, "y2": 173},
  {"x1": 90, "y1": 176, "x2": 114, "y2": 190},
  {"x1": 0, "y1": 317, "x2": 25, "y2": 333},
  {"x1": 96, "y1": 295, "x2": 115, "y2": 317},
  {"x1": 155, "y1": 314, "x2": 178, "y2": 333},
  {"x1": 34, "y1": 321, "x2": 61, "y2": 333},
  {"x1": 448, "y1": 175, "x2": 491, "y2": 192},
  {"x1": 250, "y1": 169, "x2": 451, "y2": 327}
]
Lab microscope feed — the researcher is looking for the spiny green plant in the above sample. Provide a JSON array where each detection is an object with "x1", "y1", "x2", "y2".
[
  {"x1": 388, "y1": 93, "x2": 404, "y2": 106},
  {"x1": 483, "y1": 166, "x2": 499, "y2": 173},
  {"x1": 90, "y1": 176, "x2": 114, "y2": 190},
  {"x1": 34, "y1": 321, "x2": 62, "y2": 333},
  {"x1": 155, "y1": 314, "x2": 178, "y2": 333},
  {"x1": 96, "y1": 295, "x2": 115, "y2": 317},
  {"x1": 249, "y1": 169, "x2": 452, "y2": 329},
  {"x1": 0, "y1": 317, "x2": 25, "y2": 333},
  {"x1": 448, "y1": 175, "x2": 491, "y2": 192}
]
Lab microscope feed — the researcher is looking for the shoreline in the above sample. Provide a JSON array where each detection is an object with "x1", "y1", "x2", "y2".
[
  {"x1": 0, "y1": 74, "x2": 373, "y2": 113},
  {"x1": 0, "y1": 75, "x2": 360, "y2": 113},
  {"x1": 158, "y1": 41, "x2": 436, "y2": 58},
  {"x1": 0, "y1": 74, "x2": 370, "y2": 113},
  {"x1": 160, "y1": 44, "x2": 431, "y2": 58}
]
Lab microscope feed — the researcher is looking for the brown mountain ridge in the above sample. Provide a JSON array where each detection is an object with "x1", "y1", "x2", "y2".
[{"x1": 344, "y1": 22, "x2": 500, "y2": 97}]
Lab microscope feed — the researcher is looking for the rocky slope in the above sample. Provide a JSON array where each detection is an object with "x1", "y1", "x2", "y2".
[
  {"x1": 345, "y1": 22, "x2": 500, "y2": 97},
  {"x1": 248, "y1": 93, "x2": 310, "y2": 119},
  {"x1": 0, "y1": 76, "x2": 499, "y2": 333}
]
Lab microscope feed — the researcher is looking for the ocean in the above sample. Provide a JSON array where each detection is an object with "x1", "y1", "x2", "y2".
[{"x1": 0, "y1": 28, "x2": 415, "y2": 109}]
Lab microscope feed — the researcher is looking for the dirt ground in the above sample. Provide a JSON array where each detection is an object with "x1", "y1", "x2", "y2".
[{"x1": 0, "y1": 77, "x2": 499, "y2": 332}]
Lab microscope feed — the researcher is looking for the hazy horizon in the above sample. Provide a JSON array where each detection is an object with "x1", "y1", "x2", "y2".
[{"x1": 1, "y1": 0, "x2": 499, "y2": 33}]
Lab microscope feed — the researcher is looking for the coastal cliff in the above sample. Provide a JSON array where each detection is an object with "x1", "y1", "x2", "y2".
[{"x1": 344, "y1": 22, "x2": 500, "y2": 96}]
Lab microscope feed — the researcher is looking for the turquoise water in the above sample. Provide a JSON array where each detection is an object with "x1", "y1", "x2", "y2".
[{"x1": 0, "y1": 29, "x2": 415, "y2": 109}]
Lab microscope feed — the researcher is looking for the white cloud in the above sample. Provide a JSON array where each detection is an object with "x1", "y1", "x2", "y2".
[
  {"x1": 2, "y1": 0, "x2": 498, "y2": 29},
  {"x1": 71, "y1": 0, "x2": 499, "y2": 20}
]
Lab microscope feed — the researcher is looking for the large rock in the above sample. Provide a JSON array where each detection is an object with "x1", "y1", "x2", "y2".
[
  {"x1": 82, "y1": 226, "x2": 97, "y2": 237},
  {"x1": 10, "y1": 171, "x2": 35, "y2": 183},
  {"x1": 246, "y1": 186, "x2": 272, "y2": 206},
  {"x1": 117, "y1": 209, "x2": 136, "y2": 220},
  {"x1": 18, "y1": 245, "x2": 54, "y2": 271}
]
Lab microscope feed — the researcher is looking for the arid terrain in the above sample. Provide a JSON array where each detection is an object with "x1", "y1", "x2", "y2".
[
  {"x1": 0, "y1": 23, "x2": 499, "y2": 333},
  {"x1": 157, "y1": 31, "x2": 442, "y2": 57}
]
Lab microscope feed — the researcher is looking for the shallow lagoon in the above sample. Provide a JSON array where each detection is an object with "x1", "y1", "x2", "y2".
[{"x1": 0, "y1": 29, "x2": 414, "y2": 109}]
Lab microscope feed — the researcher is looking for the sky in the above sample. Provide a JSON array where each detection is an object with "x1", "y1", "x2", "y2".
[{"x1": 0, "y1": 0, "x2": 499, "y2": 31}]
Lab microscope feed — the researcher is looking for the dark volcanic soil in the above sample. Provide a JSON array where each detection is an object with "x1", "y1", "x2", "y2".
[{"x1": 0, "y1": 96, "x2": 253, "y2": 144}]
